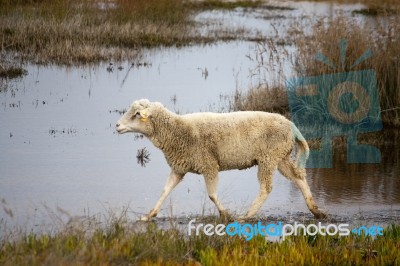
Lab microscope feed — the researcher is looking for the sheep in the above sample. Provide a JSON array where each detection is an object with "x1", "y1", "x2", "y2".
[{"x1": 116, "y1": 99, "x2": 327, "y2": 221}]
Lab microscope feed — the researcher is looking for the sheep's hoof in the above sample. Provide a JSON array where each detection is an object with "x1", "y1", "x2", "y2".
[
  {"x1": 313, "y1": 210, "x2": 328, "y2": 220},
  {"x1": 237, "y1": 216, "x2": 249, "y2": 223},
  {"x1": 139, "y1": 215, "x2": 151, "y2": 222},
  {"x1": 220, "y1": 211, "x2": 234, "y2": 223}
]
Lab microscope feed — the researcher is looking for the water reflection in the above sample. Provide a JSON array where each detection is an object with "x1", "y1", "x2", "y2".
[{"x1": 308, "y1": 132, "x2": 400, "y2": 208}]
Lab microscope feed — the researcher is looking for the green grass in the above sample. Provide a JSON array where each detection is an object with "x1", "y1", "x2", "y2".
[{"x1": 1, "y1": 217, "x2": 399, "y2": 265}]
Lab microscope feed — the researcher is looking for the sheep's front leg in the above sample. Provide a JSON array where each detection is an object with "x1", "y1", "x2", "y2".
[
  {"x1": 204, "y1": 172, "x2": 230, "y2": 219},
  {"x1": 140, "y1": 170, "x2": 184, "y2": 221}
]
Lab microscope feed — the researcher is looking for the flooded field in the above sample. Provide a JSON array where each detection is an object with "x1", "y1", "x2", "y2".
[{"x1": 1, "y1": 1, "x2": 399, "y2": 232}]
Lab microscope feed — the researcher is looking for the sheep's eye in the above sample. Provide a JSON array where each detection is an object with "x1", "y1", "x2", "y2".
[{"x1": 131, "y1": 112, "x2": 139, "y2": 120}]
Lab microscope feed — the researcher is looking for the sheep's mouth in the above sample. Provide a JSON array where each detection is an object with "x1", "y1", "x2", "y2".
[{"x1": 116, "y1": 127, "x2": 128, "y2": 134}]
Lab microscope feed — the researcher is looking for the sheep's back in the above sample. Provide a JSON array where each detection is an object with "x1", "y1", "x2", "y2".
[{"x1": 181, "y1": 111, "x2": 293, "y2": 170}]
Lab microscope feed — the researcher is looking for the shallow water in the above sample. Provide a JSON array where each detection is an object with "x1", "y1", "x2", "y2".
[
  {"x1": 1, "y1": 1, "x2": 399, "y2": 231},
  {"x1": 0, "y1": 42, "x2": 266, "y2": 229}
]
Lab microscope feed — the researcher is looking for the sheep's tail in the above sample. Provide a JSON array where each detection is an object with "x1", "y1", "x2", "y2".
[{"x1": 291, "y1": 122, "x2": 309, "y2": 168}]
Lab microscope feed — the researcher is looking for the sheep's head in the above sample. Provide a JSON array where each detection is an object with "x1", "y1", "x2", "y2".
[{"x1": 116, "y1": 99, "x2": 161, "y2": 136}]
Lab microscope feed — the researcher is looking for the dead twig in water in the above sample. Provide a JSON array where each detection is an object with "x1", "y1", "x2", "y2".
[{"x1": 136, "y1": 147, "x2": 151, "y2": 167}]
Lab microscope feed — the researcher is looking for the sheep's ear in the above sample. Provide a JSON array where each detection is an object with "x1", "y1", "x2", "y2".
[{"x1": 139, "y1": 109, "x2": 151, "y2": 122}]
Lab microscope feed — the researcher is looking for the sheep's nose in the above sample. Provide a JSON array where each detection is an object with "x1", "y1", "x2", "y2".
[{"x1": 116, "y1": 123, "x2": 120, "y2": 127}]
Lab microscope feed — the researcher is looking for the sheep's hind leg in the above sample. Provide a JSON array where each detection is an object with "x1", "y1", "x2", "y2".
[
  {"x1": 139, "y1": 170, "x2": 184, "y2": 221},
  {"x1": 204, "y1": 172, "x2": 231, "y2": 220},
  {"x1": 278, "y1": 159, "x2": 327, "y2": 219},
  {"x1": 240, "y1": 164, "x2": 273, "y2": 221}
]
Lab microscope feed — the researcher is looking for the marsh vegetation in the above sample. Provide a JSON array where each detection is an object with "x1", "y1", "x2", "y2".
[
  {"x1": 1, "y1": 0, "x2": 190, "y2": 65},
  {"x1": 2, "y1": 0, "x2": 400, "y2": 128},
  {"x1": 1, "y1": 1, "x2": 400, "y2": 264},
  {"x1": 0, "y1": 0, "x2": 269, "y2": 66},
  {"x1": 229, "y1": 13, "x2": 400, "y2": 126},
  {"x1": 1, "y1": 211, "x2": 399, "y2": 265}
]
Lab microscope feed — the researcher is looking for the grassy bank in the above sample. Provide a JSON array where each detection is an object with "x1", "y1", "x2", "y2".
[
  {"x1": 0, "y1": 0, "x2": 192, "y2": 65},
  {"x1": 1, "y1": 216, "x2": 399, "y2": 265},
  {"x1": 0, "y1": 0, "x2": 266, "y2": 67}
]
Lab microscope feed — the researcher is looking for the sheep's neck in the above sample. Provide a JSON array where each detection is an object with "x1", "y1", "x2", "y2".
[{"x1": 150, "y1": 113, "x2": 192, "y2": 159}]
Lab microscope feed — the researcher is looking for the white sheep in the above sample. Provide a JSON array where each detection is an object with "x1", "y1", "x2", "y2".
[{"x1": 116, "y1": 99, "x2": 326, "y2": 221}]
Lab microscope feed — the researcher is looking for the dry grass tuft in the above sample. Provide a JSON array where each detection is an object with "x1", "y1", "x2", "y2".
[
  {"x1": 229, "y1": 85, "x2": 289, "y2": 116},
  {"x1": 231, "y1": 13, "x2": 400, "y2": 127},
  {"x1": 293, "y1": 15, "x2": 400, "y2": 126},
  {"x1": 0, "y1": 64, "x2": 27, "y2": 79},
  {"x1": 0, "y1": 55, "x2": 27, "y2": 82}
]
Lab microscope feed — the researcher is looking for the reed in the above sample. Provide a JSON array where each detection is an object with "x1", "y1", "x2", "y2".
[
  {"x1": 230, "y1": 13, "x2": 400, "y2": 127},
  {"x1": 293, "y1": 15, "x2": 400, "y2": 126}
]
